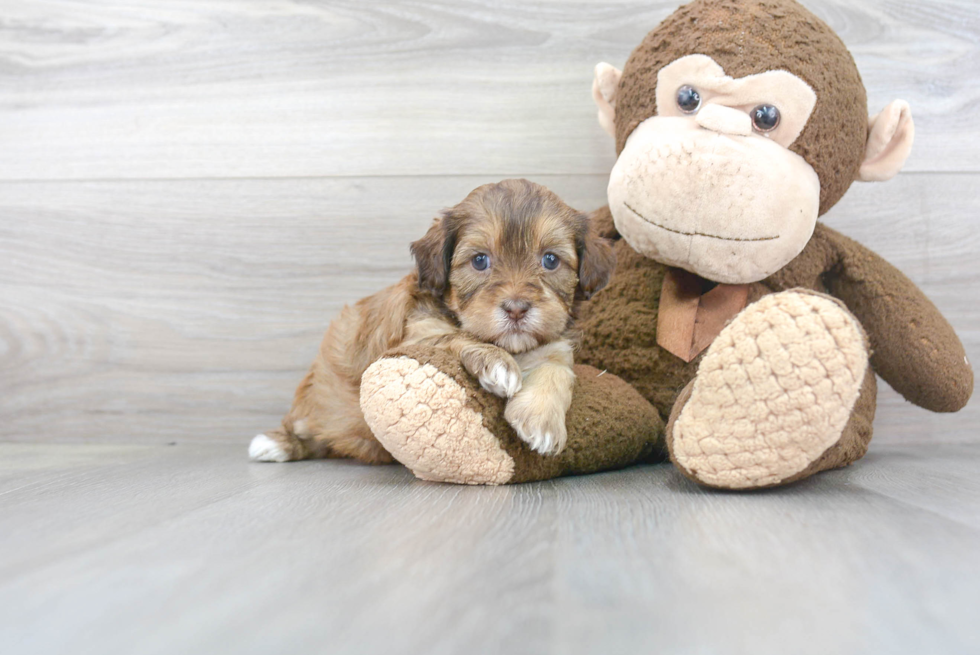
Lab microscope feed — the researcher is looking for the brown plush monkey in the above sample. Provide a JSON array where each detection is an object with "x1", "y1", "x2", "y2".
[{"x1": 358, "y1": 0, "x2": 973, "y2": 488}]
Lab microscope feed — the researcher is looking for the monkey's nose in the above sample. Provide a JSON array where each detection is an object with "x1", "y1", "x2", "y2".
[
  {"x1": 502, "y1": 299, "x2": 531, "y2": 321},
  {"x1": 695, "y1": 103, "x2": 753, "y2": 137}
]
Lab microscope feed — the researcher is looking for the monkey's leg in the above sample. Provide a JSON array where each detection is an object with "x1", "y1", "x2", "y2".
[
  {"x1": 665, "y1": 289, "x2": 875, "y2": 490},
  {"x1": 359, "y1": 344, "x2": 664, "y2": 485}
]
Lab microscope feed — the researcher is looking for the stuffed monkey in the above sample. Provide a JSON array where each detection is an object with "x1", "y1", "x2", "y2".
[{"x1": 359, "y1": 0, "x2": 972, "y2": 488}]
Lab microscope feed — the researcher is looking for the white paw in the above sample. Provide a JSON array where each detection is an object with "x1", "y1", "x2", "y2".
[
  {"x1": 519, "y1": 426, "x2": 562, "y2": 455},
  {"x1": 249, "y1": 434, "x2": 289, "y2": 462},
  {"x1": 479, "y1": 362, "x2": 523, "y2": 398},
  {"x1": 504, "y1": 400, "x2": 567, "y2": 456}
]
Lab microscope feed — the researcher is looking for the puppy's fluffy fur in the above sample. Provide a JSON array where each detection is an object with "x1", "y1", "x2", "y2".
[{"x1": 249, "y1": 179, "x2": 615, "y2": 464}]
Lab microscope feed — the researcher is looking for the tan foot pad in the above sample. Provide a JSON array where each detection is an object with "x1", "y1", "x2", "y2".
[
  {"x1": 360, "y1": 356, "x2": 515, "y2": 485},
  {"x1": 670, "y1": 290, "x2": 869, "y2": 489}
]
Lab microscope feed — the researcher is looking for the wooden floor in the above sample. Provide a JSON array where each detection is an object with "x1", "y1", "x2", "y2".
[
  {"x1": 1, "y1": 442, "x2": 979, "y2": 655},
  {"x1": 2, "y1": 1, "x2": 979, "y2": 653}
]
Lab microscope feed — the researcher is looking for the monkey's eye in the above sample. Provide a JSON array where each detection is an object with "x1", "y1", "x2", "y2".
[
  {"x1": 541, "y1": 253, "x2": 560, "y2": 270},
  {"x1": 676, "y1": 85, "x2": 701, "y2": 114},
  {"x1": 471, "y1": 253, "x2": 490, "y2": 271},
  {"x1": 751, "y1": 104, "x2": 780, "y2": 132}
]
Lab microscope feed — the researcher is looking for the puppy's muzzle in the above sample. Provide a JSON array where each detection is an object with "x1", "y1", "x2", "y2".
[{"x1": 501, "y1": 298, "x2": 532, "y2": 323}]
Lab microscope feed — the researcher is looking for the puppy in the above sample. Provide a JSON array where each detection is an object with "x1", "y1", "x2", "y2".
[{"x1": 249, "y1": 179, "x2": 615, "y2": 464}]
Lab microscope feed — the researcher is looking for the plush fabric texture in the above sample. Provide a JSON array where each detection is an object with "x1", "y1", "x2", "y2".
[
  {"x1": 655, "y1": 54, "x2": 818, "y2": 148},
  {"x1": 357, "y1": 0, "x2": 971, "y2": 490},
  {"x1": 656, "y1": 268, "x2": 749, "y2": 362},
  {"x1": 666, "y1": 364, "x2": 877, "y2": 489},
  {"x1": 819, "y1": 232, "x2": 974, "y2": 412},
  {"x1": 859, "y1": 100, "x2": 915, "y2": 182},
  {"x1": 664, "y1": 290, "x2": 869, "y2": 489},
  {"x1": 614, "y1": 0, "x2": 868, "y2": 215},
  {"x1": 360, "y1": 345, "x2": 665, "y2": 485},
  {"x1": 592, "y1": 63, "x2": 621, "y2": 137},
  {"x1": 579, "y1": 206, "x2": 973, "y2": 418},
  {"x1": 360, "y1": 356, "x2": 516, "y2": 484},
  {"x1": 608, "y1": 115, "x2": 821, "y2": 283}
]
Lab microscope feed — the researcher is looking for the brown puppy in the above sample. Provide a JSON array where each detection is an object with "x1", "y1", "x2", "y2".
[{"x1": 249, "y1": 179, "x2": 615, "y2": 464}]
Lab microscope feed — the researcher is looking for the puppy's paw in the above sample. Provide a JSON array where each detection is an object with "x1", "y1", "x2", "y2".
[
  {"x1": 249, "y1": 433, "x2": 290, "y2": 462},
  {"x1": 504, "y1": 391, "x2": 568, "y2": 455},
  {"x1": 480, "y1": 360, "x2": 523, "y2": 398},
  {"x1": 461, "y1": 345, "x2": 523, "y2": 398}
]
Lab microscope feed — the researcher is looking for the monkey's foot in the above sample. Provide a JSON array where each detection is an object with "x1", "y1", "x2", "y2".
[
  {"x1": 360, "y1": 345, "x2": 663, "y2": 485},
  {"x1": 666, "y1": 289, "x2": 871, "y2": 489}
]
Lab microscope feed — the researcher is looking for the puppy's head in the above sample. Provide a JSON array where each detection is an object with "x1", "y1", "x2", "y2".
[{"x1": 411, "y1": 179, "x2": 616, "y2": 353}]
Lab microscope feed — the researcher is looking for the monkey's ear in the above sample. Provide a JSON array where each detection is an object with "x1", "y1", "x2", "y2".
[
  {"x1": 410, "y1": 213, "x2": 456, "y2": 297},
  {"x1": 576, "y1": 218, "x2": 617, "y2": 301},
  {"x1": 857, "y1": 100, "x2": 915, "y2": 182},
  {"x1": 592, "y1": 63, "x2": 622, "y2": 138}
]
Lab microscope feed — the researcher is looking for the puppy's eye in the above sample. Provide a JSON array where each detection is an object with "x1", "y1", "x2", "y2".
[
  {"x1": 541, "y1": 253, "x2": 560, "y2": 270},
  {"x1": 471, "y1": 254, "x2": 490, "y2": 271}
]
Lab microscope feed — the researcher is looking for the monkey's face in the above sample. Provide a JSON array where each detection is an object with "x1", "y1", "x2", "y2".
[
  {"x1": 593, "y1": 0, "x2": 914, "y2": 285},
  {"x1": 607, "y1": 55, "x2": 820, "y2": 284}
]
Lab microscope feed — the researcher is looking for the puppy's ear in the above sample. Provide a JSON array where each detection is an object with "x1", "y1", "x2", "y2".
[
  {"x1": 411, "y1": 211, "x2": 458, "y2": 297},
  {"x1": 575, "y1": 216, "x2": 616, "y2": 300}
]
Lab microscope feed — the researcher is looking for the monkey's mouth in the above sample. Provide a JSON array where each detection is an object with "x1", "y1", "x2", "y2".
[{"x1": 623, "y1": 202, "x2": 779, "y2": 243}]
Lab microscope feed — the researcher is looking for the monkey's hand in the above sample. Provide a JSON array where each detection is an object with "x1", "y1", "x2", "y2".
[{"x1": 821, "y1": 226, "x2": 973, "y2": 413}]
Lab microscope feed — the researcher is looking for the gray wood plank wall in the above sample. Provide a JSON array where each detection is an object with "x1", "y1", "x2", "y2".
[{"x1": 2, "y1": 0, "x2": 977, "y2": 445}]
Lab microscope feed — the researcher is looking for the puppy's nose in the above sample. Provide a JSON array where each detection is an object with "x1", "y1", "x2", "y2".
[{"x1": 502, "y1": 299, "x2": 531, "y2": 321}]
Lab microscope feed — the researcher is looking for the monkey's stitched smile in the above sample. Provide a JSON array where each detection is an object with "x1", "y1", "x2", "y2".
[{"x1": 623, "y1": 202, "x2": 779, "y2": 242}]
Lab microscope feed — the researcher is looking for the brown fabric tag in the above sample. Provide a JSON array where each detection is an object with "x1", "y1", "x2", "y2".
[
  {"x1": 656, "y1": 269, "x2": 702, "y2": 362},
  {"x1": 657, "y1": 268, "x2": 749, "y2": 362}
]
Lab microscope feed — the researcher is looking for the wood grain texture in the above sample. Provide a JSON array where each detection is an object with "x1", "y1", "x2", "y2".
[
  {"x1": 0, "y1": 442, "x2": 978, "y2": 655},
  {"x1": 1, "y1": 173, "x2": 977, "y2": 444},
  {"x1": 1, "y1": 0, "x2": 977, "y2": 446},
  {"x1": 0, "y1": 0, "x2": 978, "y2": 180}
]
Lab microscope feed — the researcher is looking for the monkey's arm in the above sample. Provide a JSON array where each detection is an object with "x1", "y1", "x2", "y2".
[{"x1": 820, "y1": 225, "x2": 973, "y2": 412}]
